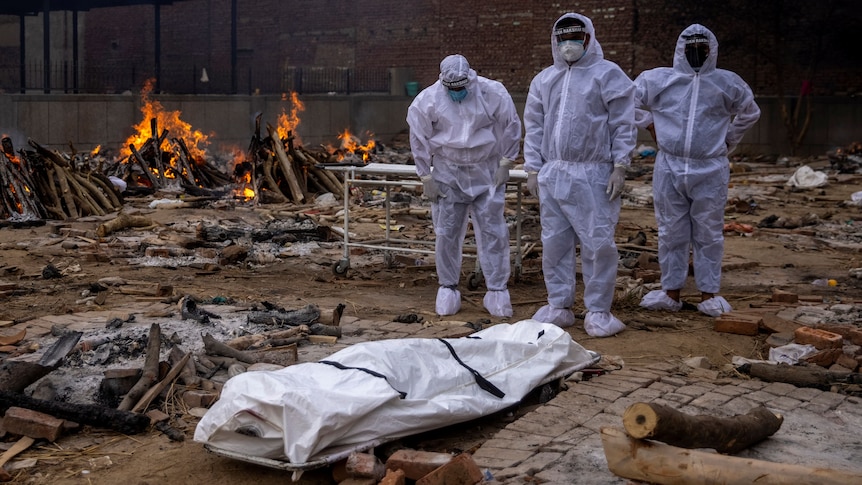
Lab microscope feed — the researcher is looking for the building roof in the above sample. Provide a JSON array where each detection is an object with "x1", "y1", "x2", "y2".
[{"x1": 0, "y1": 1, "x2": 186, "y2": 17}]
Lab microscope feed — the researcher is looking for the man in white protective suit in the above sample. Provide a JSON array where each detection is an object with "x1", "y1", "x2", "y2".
[
  {"x1": 406, "y1": 54, "x2": 522, "y2": 317},
  {"x1": 523, "y1": 13, "x2": 636, "y2": 337},
  {"x1": 635, "y1": 24, "x2": 760, "y2": 317}
]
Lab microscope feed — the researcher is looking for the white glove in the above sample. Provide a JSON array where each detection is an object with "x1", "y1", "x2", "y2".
[
  {"x1": 493, "y1": 157, "x2": 513, "y2": 188},
  {"x1": 526, "y1": 171, "x2": 539, "y2": 198},
  {"x1": 607, "y1": 164, "x2": 627, "y2": 201},
  {"x1": 420, "y1": 175, "x2": 444, "y2": 201}
]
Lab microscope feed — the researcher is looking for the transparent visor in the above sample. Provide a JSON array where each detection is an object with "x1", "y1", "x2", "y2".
[
  {"x1": 684, "y1": 37, "x2": 709, "y2": 69},
  {"x1": 441, "y1": 77, "x2": 469, "y2": 88}
]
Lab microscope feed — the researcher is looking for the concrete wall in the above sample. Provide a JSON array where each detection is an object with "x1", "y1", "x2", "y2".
[{"x1": 1, "y1": 93, "x2": 860, "y2": 158}]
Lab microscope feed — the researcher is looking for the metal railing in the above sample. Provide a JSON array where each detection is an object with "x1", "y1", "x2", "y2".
[{"x1": 0, "y1": 62, "x2": 391, "y2": 95}]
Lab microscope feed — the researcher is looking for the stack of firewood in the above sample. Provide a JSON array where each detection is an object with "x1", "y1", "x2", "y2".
[
  {"x1": 0, "y1": 136, "x2": 123, "y2": 221},
  {"x1": 110, "y1": 118, "x2": 232, "y2": 195},
  {"x1": 236, "y1": 112, "x2": 345, "y2": 204}
]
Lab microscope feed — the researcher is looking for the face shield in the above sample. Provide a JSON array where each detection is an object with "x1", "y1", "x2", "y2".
[
  {"x1": 554, "y1": 23, "x2": 588, "y2": 62},
  {"x1": 684, "y1": 34, "x2": 709, "y2": 71}
]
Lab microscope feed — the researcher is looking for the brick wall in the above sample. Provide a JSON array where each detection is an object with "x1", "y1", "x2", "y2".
[{"x1": 81, "y1": 0, "x2": 860, "y2": 96}]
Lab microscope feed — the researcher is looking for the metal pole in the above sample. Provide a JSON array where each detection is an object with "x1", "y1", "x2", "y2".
[
  {"x1": 73, "y1": 9, "x2": 79, "y2": 93},
  {"x1": 154, "y1": 2, "x2": 161, "y2": 92},
  {"x1": 19, "y1": 14, "x2": 25, "y2": 93},
  {"x1": 231, "y1": 0, "x2": 237, "y2": 94},
  {"x1": 43, "y1": 0, "x2": 50, "y2": 93}
]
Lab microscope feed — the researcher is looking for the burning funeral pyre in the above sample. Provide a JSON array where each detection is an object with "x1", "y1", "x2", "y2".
[{"x1": 0, "y1": 83, "x2": 377, "y2": 223}]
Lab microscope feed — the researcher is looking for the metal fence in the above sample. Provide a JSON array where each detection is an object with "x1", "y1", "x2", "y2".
[{"x1": 0, "y1": 62, "x2": 391, "y2": 95}]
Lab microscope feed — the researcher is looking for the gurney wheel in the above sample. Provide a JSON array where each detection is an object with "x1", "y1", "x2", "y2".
[
  {"x1": 467, "y1": 272, "x2": 483, "y2": 291},
  {"x1": 332, "y1": 259, "x2": 350, "y2": 276}
]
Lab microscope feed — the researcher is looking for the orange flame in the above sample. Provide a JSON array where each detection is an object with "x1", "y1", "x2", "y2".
[
  {"x1": 120, "y1": 79, "x2": 211, "y2": 162},
  {"x1": 331, "y1": 129, "x2": 376, "y2": 162},
  {"x1": 276, "y1": 92, "x2": 305, "y2": 142},
  {"x1": 91, "y1": 145, "x2": 101, "y2": 156}
]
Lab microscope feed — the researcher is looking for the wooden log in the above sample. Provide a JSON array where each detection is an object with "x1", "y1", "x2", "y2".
[
  {"x1": 129, "y1": 143, "x2": 158, "y2": 188},
  {"x1": 0, "y1": 436, "x2": 35, "y2": 481},
  {"x1": 118, "y1": 323, "x2": 161, "y2": 411},
  {"x1": 169, "y1": 345, "x2": 200, "y2": 387},
  {"x1": 601, "y1": 426, "x2": 862, "y2": 485},
  {"x1": 738, "y1": 362, "x2": 861, "y2": 390},
  {"x1": 266, "y1": 123, "x2": 305, "y2": 204},
  {"x1": 224, "y1": 325, "x2": 307, "y2": 350},
  {"x1": 96, "y1": 212, "x2": 156, "y2": 238},
  {"x1": 247, "y1": 304, "x2": 320, "y2": 326},
  {"x1": 202, "y1": 333, "x2": 258, "y2": 364},
  {"x1": 622, "y1": 402, "x2": 783, "y2": 454},
  {"x1": 0, "y1": 362, "x2": 54, "y2": 393},
  {"x1": 0, "y1": 390, "x2": 150, "y2": 435},
  {"x1": 259, "y1": 153, "x2": 288, "y2": 203},
  {"x1": 131, "y1": 351, "x2": 190, "y2": 413}
]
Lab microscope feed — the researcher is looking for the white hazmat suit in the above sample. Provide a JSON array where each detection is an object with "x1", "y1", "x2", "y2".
[
  {"x1": 407, "y1": 54, "x2": 522, "y2": 317},
  {"x1": 634, "y1": 24, "x2": 760, "y2": 317},
  {"x1": 523, "y1": 13, "x2": 636, "y2": 337}
]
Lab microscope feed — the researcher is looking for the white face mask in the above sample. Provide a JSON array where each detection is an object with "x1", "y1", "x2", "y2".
[{"x1": 559, "y1": 40, "x2": 585, "y2": 62}]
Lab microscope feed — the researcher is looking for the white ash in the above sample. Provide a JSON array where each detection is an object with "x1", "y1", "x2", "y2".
[{"x1": 26, "y1": 304, "x2": 302, "y2": 406}]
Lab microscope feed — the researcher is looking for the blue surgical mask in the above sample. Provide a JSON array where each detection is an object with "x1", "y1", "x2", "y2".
[{"x1": 448, "y1": 88, "x2": 468, "y2": 102}]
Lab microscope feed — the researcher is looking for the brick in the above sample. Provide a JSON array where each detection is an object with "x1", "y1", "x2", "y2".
[
  {"x1": 761, "y1": 382, "x2": 799, "y2": 397},
  {"x1": 182, "y1": 390, "x2": 219, "y2": 408},
  {"x1": 839, "y1": 353, "x2": 862, "y2": 372},
  {"x1": 771, "y1": 289, "x2": 798, "y2": 303},
  {"x1": 848, "y1": 328, "x2": 862, "y2": 346},
  {"x1": 794, "y1": 326, "x2": 843, "y2": 349},
  {"x1": 714, "y1": 312, "x2": 762, "y2": 336},
  {"x1": 3, "y1": 406, "x2": 63, "y2": 442},
  {"x1": 416, "y1": 453, "x2": 484, "y2": 485},
  {"x1": 814, "y1": 323, "x2": 856, "y2": 339},
  {"x1": 804, "y1": 348, "x2": 841, "y2": 367},
  {"x1": 471, "y1": 446, "x2": 533, "y2": 469},
  {"x1": 386, "y1": 450, "x2": 453, "y2": 480},
  {"x1": 767, "y1": 395, "x2": 803, "y2": 411},
  {"x1": 379, "y1": 468, "x2": 406, "y2": 485}
]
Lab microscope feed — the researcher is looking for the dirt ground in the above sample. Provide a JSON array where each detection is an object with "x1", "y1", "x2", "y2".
[{"x1": 0, "y1": 152, "x2": 861, "y2": 484}]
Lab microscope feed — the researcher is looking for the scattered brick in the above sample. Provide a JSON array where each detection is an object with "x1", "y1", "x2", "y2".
[
  {"x1": 714, "y1": 311, "x2": 762, "y2": 336},
  {"x1": 837, "y1": 353, "x2": 860, "y2": 372},
  {"x1": 379, "y1": 468, "x2": 406, "y2": 485},
  {"x1": 416, "y1": 452, "x2": 484, "y2": 485},
  {"x1": 386, "y1": 449, "x2": 453, "y2": 480},
  {"x1": 804, "y1": 348, "x2": 842, "y2": 367},
  {"x1": 848, "y1": 328, "x2": 862, "y2": 346},
  {"x1": 182, "y1": 390, "x2": 219, "y2": 408},
  {"x1": 771, "y1": 289, "x2": 798, "y2": 303},
  {"x1": 794, "y1": 326, "x2": 843, "y2": 349},
  {"x1": 3, "y1": 406, "x2": 63, "y2": 442}
]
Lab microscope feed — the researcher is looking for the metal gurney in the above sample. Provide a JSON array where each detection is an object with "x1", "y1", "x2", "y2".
[{"x1": 323, "y1": 162, "x2": 528, "y2": 287}]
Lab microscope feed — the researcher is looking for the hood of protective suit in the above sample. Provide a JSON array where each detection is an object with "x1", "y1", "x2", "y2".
[
  {"x1": 673, "y1": 24, "x2": 719, "y2": 75},
  {"x1": 551, "y1": 13, "x2": 604, "y2": 68},
  {"x1": 439, "y1": 54, "x2": 478, "y2": 89}
]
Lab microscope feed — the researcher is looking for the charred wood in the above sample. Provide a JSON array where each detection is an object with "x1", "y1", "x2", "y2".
[{"x1": 0, "y1": 390, "x2": 150, "y2": 435}]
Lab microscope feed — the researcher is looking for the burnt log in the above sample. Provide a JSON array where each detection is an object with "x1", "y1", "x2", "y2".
[
  {"x1": 202, "y1": 333, "x2": 258, "y2": 364},
  {"x1": 247, "y1": 304, "x2": 320, "y2": 326},
  {"x1": 737, "y1": 362, "x2": 862, "y2": 389},
  {"x1": 0, "y1": 390, "x2": 150, "y2": 435},
  {"x1": 0, "y1": 331, "x2": 82, "y2": 392}
]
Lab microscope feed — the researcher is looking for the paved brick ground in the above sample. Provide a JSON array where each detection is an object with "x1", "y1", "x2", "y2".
[{"x1": 473, "y1": 363, "x2": 862, "y2": 484}]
